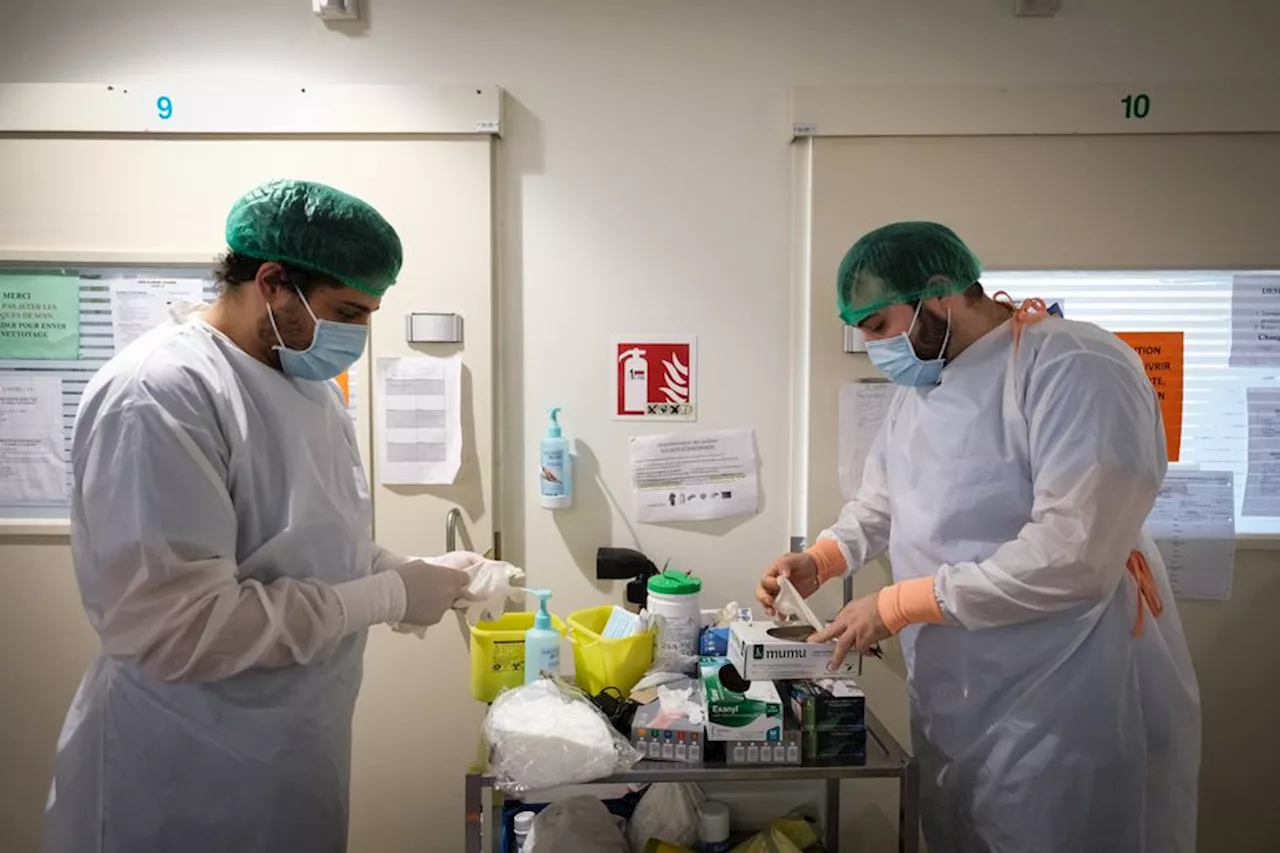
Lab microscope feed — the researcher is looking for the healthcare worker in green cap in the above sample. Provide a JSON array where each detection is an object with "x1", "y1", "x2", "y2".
[
  {"x1": 758, "y1": 222, "x2": 1200, "y2": 852},
  {"x1": 45, "y1": 179, "x2": 481, "y2": 853}
]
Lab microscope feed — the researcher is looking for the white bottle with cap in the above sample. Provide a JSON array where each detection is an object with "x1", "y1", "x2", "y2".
[
  {"x1": 513, "y1": 810, "x2": 536, "y2": 851},
  {"x1": 646, "y1": 569, "x2": 702, "y2": 664},
  {"x1": 697, "y1": 800, "x2": 731, "y2": 853}
]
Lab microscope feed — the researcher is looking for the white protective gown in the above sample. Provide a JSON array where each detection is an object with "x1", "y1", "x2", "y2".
[
  {"x1": 46, "y1": 307, "x2": 393, "y2": 853},
  {"x1": 822, "y1": 317, "x2": 1201, "y2": 852}
]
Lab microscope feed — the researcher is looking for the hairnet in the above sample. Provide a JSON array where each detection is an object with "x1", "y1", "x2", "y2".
[
  {"x1": 225, "y1": 179, "x2": 403, "y2": 297},
  {"x1": 836, "y1": 222, "x2": 982, "y2": 326}
]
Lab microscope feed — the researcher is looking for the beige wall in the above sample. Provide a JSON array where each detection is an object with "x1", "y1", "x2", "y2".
[
  {"x1": 0, "y1": 540, "x2": 97, "y2": 850},
  {"x1": 3, "y1": 1, "x2": 1280, "y2": 851}
]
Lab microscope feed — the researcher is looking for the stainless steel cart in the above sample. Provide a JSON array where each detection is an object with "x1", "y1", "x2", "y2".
[{"x1": 464, "y1": 709, "x2": 919, "y2": 853}]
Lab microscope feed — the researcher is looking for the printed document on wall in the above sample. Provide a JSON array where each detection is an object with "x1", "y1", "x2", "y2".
[
  {"x1": 630, "y1": 429, "x2": 757, "y2": 523},
  {"x1": 838, "y1": 381, "x2": 896, "y2": 500},
  {"x1": 375, "y1": 355, "x2": 462, "y2": 485},
  {"x1": 0, "y1": 374, "x2": 67, "y2": 503},
  {"x1": 109, "y1": 278, "x2": 205, "y2": 352},
  {"x1": 1243, "y1": 387, "x2": 1280, "y2": 518},
  {"x1": 1229, "y1": 275, "x2": 1280, "y2": 367},
  {"x1": 1146, "y1": 470, "x2": 1235, "y2": 601}
]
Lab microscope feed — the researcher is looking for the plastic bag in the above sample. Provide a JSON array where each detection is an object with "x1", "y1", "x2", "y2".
[
  {"x1": 627, "y1": 782, "x2": 705, "y2": 850},
  {"x1": 483, "y1": 678, "x2": 643, "y2": 795},
  {"x1": 731, "y1": 814, "x2": 821, "y2": 853},
  {"x1": 632, "y1": 669, "x2": 692, "y2": 694},
  {"x1": 526, "y1": 796, "x2": 630, "y2": 853},
  {"x1": 707, "y1": 601, "x2": 749, "y2": 628}
]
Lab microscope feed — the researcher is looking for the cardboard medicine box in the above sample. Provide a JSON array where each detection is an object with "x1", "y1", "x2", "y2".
[
  {"x1": 714, "y1": 728, "x2": 802, "y2": 766},
  {"x1": 728, "y1": 620, "x2": 858, "y2": 681},
  {"x1": 699, "y1": 657, "x2": 784, "y2": 742},
  {"x1": 629, "y1": 680, "x2": 706, "y2": 764},
  {"x1": 803, "y1": 727, "x2": 868, "y2": 765},
  {"x1": 788, "y1": 679, "x2": 867, "y2": 731}
]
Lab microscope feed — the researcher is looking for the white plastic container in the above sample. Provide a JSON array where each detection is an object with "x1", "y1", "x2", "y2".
[
  {"x1": 698, "y1": 800, "x2": 731, "y2": 852},
  {"x1": 513, "y1": 810, "x2": 536, "y2": 851},
  {"x1": 646, "y1": 570, "x2": 702, "y2": 663}
]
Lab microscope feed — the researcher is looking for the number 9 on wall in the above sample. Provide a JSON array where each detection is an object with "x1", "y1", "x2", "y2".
[{"x1": 156, "y1": 95, "x2": 173, "y2": 121}]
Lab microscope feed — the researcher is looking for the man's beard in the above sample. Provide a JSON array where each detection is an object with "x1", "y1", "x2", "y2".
[{"x1": 257, "y1": 298, "x2": 315, "y2": 359}]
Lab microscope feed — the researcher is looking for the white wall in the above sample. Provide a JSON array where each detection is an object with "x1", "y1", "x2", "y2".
[{"x1": 3, "y1": 1, "x2": 1279, "y2": 851}]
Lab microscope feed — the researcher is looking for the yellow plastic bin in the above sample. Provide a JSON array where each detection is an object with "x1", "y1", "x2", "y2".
[
  {"x1": 469, "y1": 612, "x2": 566, "y2": 703},
  {"x1": 568, "y1": 606, "x2": 655, "y2": 696}
]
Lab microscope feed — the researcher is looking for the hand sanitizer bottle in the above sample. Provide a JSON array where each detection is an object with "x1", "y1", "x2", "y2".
[
  {"x1": 539, "y1": 408, "x2": 572, "y2": 509},
  {"x1": 523, "y1": 588, "x2": 560, "y2": 684}
]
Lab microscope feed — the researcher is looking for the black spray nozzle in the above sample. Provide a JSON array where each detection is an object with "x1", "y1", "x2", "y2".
[{"x1": 596, "y1": 547, "x2": 660, "y2": 607}]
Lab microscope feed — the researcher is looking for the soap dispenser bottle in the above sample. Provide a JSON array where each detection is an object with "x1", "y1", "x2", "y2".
[
  {"x1": 523, "y1": 588, "x2": 561, "y2": 684},
  {"x1": 539, "y1": 407, "x2": 573, "y2": 509}
]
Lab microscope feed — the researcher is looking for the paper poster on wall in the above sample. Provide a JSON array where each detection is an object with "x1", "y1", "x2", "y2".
[
  {"x1": 1146, "y1": 470, "x2": 1236, "y2": 601},
  {"x1": 1115, "y1": 332, "x2": 1184, "y2": 462},
  {"x1": 614, "y1": 336, "x2": 697, "y2": 421},
  {"x1": 1243, "y1": 387, "x2": 1280, "y2": 518},
  {"x1": 629, "y1": 429, "x2": 757, "y2": 523},
  {"x1": 0, "y1": 274, "x2": 81, "y2": 360},
  {"x1": 838, "y1": 381, "x2": 896, "y2": 500},
  {"x1": 374, "y1": 355, "x2": 462, "y2": 485},
  {"x1": 108, "y1": 277, "x2": 205, "y2": 352},
  {"x1": 0, "y1": 374, "x2": 67, "y2": 504},
  {"x1": 1229, "y1": 275, "x2": 1280, "y2": 367}
]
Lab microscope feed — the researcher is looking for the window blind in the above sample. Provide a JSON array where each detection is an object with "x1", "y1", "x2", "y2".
[{"x1": 985, "y1": 270, "x2": 1280, "y2": 537}]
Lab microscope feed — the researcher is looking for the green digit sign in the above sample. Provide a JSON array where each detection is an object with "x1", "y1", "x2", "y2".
[{"x1": 1122, "y1": 93, "x2": 1151, "y2": 119}]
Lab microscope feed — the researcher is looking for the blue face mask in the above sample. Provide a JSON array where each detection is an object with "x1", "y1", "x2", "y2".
[
  {"x1": 268, "y1": 287, "x2": 368, "y2": 382},
  {"x1": 865, "y1": 302, "x2": 952, "y2": 387}
]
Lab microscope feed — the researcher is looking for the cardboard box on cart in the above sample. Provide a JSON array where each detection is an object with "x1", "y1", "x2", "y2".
[
  {"x1": 699, "y1": 657, "x2": 784, "y2": 742},
  {"x1": 727, "y1": 620, "x2": 859, "y2": 681}
]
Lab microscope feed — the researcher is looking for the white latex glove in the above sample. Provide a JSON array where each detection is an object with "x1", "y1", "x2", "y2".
[
  {"x1": 433, "y1": 553, "x2": 527, "y2": 623},
  {"x1": 428, "y1": 550, "x2": 490, "y2": 574},
  {"x1": 394, "y1": 559, "x2": 471, "y2": 627}
]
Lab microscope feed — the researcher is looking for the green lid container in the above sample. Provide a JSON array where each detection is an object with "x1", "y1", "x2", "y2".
[{"x1": 647, "y1": 569, "x2": 702, "y2": 595}]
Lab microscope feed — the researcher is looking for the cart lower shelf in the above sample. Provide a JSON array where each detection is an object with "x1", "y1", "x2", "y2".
[{"x1": 464, "y1": 709, "x2": 920, "y2": 853}]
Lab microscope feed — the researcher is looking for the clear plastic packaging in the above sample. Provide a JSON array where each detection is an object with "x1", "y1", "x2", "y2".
[
  {"x1": 483, "y1": 678, "x2": 642, "y2": 795},
  {"x1": 525, "y1": 796, "x2": 629, "y2": 853}
]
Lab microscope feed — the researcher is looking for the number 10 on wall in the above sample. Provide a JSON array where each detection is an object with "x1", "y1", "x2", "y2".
[{"x1": 1122, "y1": 92, "x2": 1151, "y2": 119}]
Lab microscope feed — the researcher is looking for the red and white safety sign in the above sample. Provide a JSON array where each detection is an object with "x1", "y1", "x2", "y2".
[{"x1": 613, "y1": 336, "x2": 697, "y2": 420}]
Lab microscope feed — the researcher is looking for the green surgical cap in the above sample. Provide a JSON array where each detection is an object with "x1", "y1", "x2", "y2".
[
  {"x1": 225, "y1": 179, "x2": 403, "y2": 297},
  {"x1": 836, "y1": 222, "x2": 982, "y2": 326}
]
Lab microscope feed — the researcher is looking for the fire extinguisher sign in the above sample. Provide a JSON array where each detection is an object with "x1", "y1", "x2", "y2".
[{"x1": 613, "y1": 336, "x2": 697, "y2": 420}]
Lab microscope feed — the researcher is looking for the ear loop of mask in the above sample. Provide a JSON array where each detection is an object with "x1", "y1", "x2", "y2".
[
  {"x1": 266, "y1": 285, "x2": 320, "y2": 354},
  {"x1": 907, "y1": 301, "x2": 953, "y2": 361}
]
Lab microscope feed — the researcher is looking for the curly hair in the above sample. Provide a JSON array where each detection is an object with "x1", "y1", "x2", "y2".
[{"x1": 213, "y1": 252, "x2": 339, "y2": 297}]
